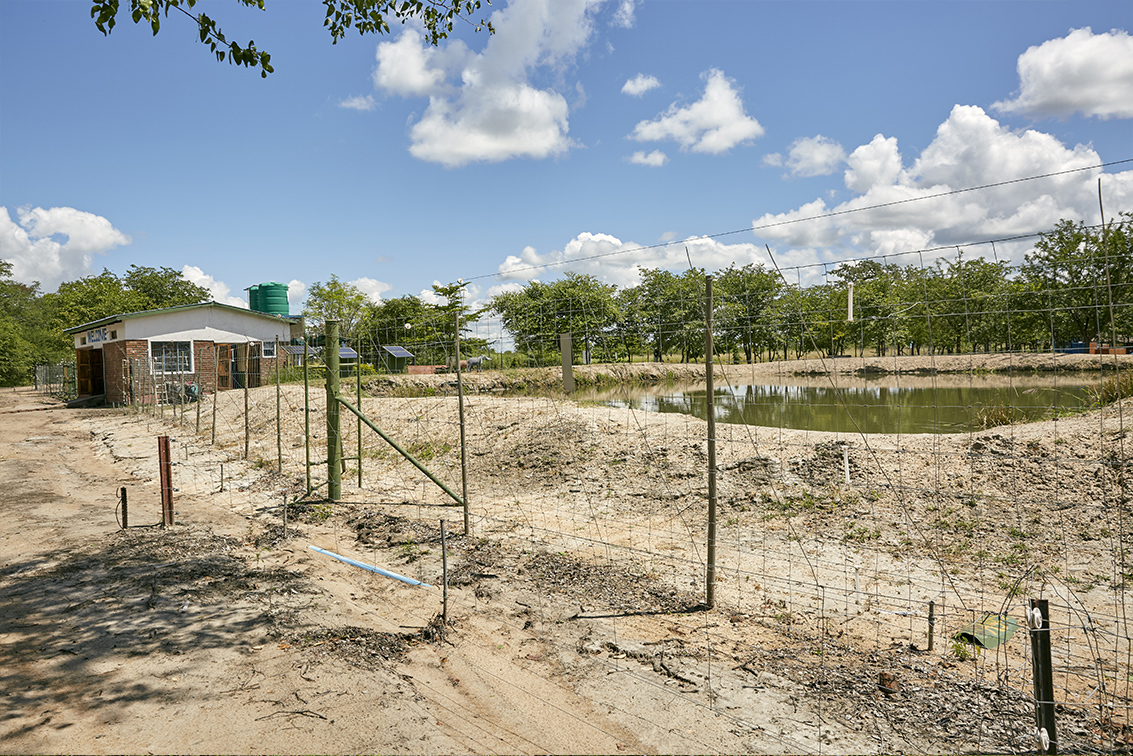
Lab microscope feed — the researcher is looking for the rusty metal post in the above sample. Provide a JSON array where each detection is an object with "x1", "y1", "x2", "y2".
[
  {"x1": 120, "y1": 486, "x2": 128, "y2": 529},
  {"x1": 440, "y1": 519, "x2": 449, "y2": 639},
  {"x1": 1029, "y1": 598, "x2": 1058, "y2": 754},
  {"x1": 158, "y1": 436, "x2": 174, "y2": 527}
]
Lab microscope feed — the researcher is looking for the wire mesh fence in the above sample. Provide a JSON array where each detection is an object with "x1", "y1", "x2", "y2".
[
  {"x1": 33, "y1": 361, "x2": 76, "y2": 399},
  {"x1": 96, "y1": 240, "x2": 1132, "y2": 753}
]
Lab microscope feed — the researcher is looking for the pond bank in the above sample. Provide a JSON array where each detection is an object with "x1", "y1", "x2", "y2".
[{"x1": 366, "y1": 352, "x2": 1132, "y2": 396}]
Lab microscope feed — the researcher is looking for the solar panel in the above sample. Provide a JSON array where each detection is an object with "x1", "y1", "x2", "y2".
[
  {"x1": 338, "y1": 347, "x2": 359, "y2": 359},
  {"x1": 382, "y1": 345, "x2": 414, "y2": 358}
]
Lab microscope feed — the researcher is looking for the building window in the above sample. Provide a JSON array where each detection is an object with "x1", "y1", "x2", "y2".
[
  {"x1": 261, "y1": 341, "x2": 276, "y2": 358},
  {"x1": 109, "y1": 330, "x2": 117, "y2": 340},
  {"x1": 151, "y1": 341, "x2": 192, "y2": 374}
]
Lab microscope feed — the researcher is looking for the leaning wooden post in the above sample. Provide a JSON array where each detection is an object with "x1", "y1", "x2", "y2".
[
  {"x1": 705, "y1": 274, "x2": 717, "y2": 609},
  {"x1": 455, "y1": 310, "x2": 471, "y2": 535},
  {"x1": 326, "y1": 320, "x2": 342, "y2": 501}
]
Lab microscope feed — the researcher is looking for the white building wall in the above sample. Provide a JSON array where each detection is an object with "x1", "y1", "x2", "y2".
[{"x1": 72, "y1": 306, "x2": 294, "y2": 349}]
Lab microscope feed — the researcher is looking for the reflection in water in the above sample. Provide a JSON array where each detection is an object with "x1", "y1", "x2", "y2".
[{"x1": 588, "y1": 380, "x2": 1095, "y2": 434}]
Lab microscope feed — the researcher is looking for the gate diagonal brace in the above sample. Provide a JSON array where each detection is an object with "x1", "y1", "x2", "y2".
[{"x1": 335, "y1": 396, "x2": 465, "y2": 508}]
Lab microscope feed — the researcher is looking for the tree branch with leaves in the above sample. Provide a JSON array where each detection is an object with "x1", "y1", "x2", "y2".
[{"x1": 90, "y1": 0, "x2": 493, "y2": 77}]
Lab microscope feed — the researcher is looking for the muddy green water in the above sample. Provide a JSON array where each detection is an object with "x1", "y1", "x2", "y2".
[{"x1": 581, "y1": 375, "x2": 1098, "y2": 434}]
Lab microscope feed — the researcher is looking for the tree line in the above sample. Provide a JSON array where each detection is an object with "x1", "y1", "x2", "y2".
[
  {"x1": 0, "y1": 263, "x2": 210, "y2": 386},
  {"x1": 500, "y1": 216, "x2": 1131, "y2": 365},
  {"x1": 1, "y1": 215, "x2": 1129, "y2": 385},
  {"x1": 315, "y1": 215, "x2": 1132, "y2": 369}
]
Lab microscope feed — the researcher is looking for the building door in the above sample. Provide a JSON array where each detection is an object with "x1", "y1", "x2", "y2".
[
  {"x1": 76, "y1": 349, "x2": 104, "y2": 396},
  {"x1": 217, "y1": 344, "x2": 232, "y2": 390}
]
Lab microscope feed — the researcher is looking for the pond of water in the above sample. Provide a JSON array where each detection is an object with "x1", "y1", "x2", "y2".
[{"x1": 580, "y1": 375, "x2": 1098, "y2": 434}]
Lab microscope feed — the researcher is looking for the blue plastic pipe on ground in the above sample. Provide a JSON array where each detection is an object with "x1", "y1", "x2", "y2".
[{"x1": 308, "y1": 545, "x2": 434, "y2": 588}]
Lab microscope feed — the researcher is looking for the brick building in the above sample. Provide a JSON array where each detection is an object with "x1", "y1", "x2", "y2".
[{"x1": 64, "y1": 302, "x2": 303, "y2": 405}]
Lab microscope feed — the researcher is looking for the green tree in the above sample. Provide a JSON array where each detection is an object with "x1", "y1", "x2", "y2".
[
  {"x1": 715, "y1": 263, "x2": 781, "y2": 363},
  {"x1": 0, "y1": 261, "x2": 43, "y2": 385},
  {"x1": 90, "y1": 0, "x2": 493, "y2": 78},
  {"x1": 491, "y1": 273, "x2": 617, "y2": 365},
  {"x1": 48, "y1": 265, "x2": 208, "y2": 333},
  {"x1": 303, "y1": 275, "x2": 369, "y2": 341},
  {"x1": 1018, "y1": 215, "x2": 1133, "y2": 349},
  {"x1": 123, "y1": 265, "x2": 210, "y2": 309}
]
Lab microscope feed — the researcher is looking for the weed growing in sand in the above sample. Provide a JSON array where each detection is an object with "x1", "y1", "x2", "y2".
[
  {"x1": 951, "y1": 637, "x2": 981, "y2": 662},
  {"x1": 975, "y1": 404, "x2": 1027, "y2": 428},
  {"x1": 1091, "y1": 370, "x2": 1133, "y2": 406}
]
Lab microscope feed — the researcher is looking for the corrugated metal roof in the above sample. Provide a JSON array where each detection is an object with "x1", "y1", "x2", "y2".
[{"x1": 64, "y1": 301, "x2": 301, "y2": 334}]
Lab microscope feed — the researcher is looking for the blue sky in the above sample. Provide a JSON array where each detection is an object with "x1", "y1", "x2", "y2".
[{"x1": 2, "y1": 0, "x2": 1131, "y2": 315}]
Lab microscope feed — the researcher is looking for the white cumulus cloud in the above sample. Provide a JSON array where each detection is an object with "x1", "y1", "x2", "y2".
[
  {"x1": 181, "y1": 265, "x2": 246, "y2": 308},
  {"x1": 287, "y1": 280, "x2": 308, "y2": 309},
  {"x1": 495, "y1": 231, "x2": 774, "y2": 289},
  {"x1": 630, "y1": 69, "x2": 764, "y2": 154},
  {"x1": 0, "y1": 205, "x2": 131, "y2": 291},
  {"x1": 350, "y1": 276, "x2": 392, "y2": 303},
  {"x1": 622, "y1": 73, "x2": 660, "y2": 97},
  {"x1": 629, "y1": 149, "x2": 668, "y2": 167},
  {"x1": 785, "y1": 135, "x2": 846, "y2": 177},
  {"x1": 753, "y1": 105, "x2": 1133, "y2": 269},
  {"x1": 373, "y1": 0, "x2": 606, "y2": 167},
  {"x1": 994, "y1": 28, "x2": 1133, "y2": 120}
]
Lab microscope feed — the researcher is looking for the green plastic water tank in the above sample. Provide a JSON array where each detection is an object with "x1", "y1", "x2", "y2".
[
  {"x1": 257, "y1": 282, "x2": 289, "y2": 317},
  {"x1": 248, "y1": 284, "x2": 261, "y2": 312}
]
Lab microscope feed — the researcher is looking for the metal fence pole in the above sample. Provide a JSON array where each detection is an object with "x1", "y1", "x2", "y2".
[
  {"x1": 705, "y1": 274, "x2": 717, "y2": 609},
  {"x1": 455, "y1": 310, "x2": 470, "y2": 535},
  {"x1": 211, "y1": 348, "x2": 218, "y2": 444},
  {"x1": 276, "y1": 337, "x2": 282, "y2": 473},
  {"x1": 356, "y1": 351, "x2": 363, "y2": 489},
  {"x1": 1029, "y1": 598, "x2": 1058, "y2": 754},
  {"x1": 243, "y1": 344, "x2": 250, "y2": 459},
  {"x1": 326, "y1": 320, "x2": 342, "y2": 501},
  {"x1": 195, "y1": 368, "x2": 201, "y2": 433},
  {"x1": 304, "y1": 339, "x2": 311, "y2": 495}
]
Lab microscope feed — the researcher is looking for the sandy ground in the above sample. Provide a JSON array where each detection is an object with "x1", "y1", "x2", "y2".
[{"x1": 1, "y1": 352, "x2": 1131, "y2": 754}]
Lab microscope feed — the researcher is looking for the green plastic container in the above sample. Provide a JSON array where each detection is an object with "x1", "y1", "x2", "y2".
[{"x1": 249, "y1": 282, "x2": 289, "y2": 316}]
